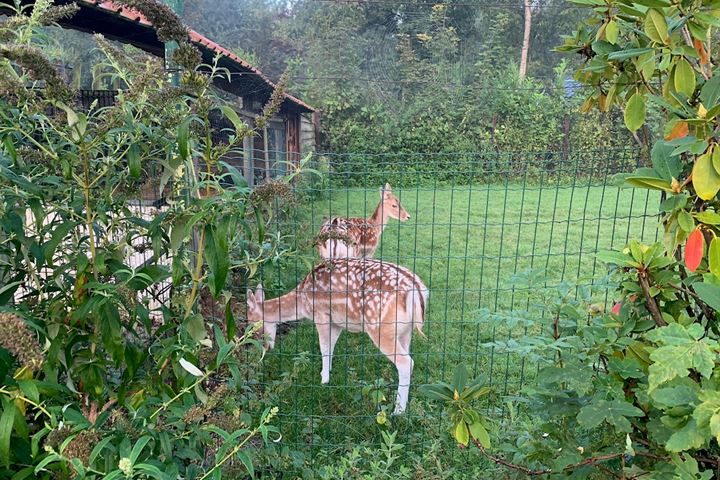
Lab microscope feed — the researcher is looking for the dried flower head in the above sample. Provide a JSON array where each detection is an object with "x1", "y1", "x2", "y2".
[
  {"x1": 45, "y1": 425, "x2": 72, "y2": 450},
  {"x1": 182, "y1": 404, "x2": 207, "y2": 424},
  {"x1": 0, "y1": 44, "x2": 73, "y2": 100},
  {"x1": 38, "y1": 4, "x2": 80, "y2": 25},
  {"x1": 114, "y1": 0, "x2": 188, "y2": 44},
  {"x1": 249, "y1": 179, "x2": 296, "y2": 207},
  {"x1": 172, "y1": 42, "x2": 202, "y2": 71},
  {"x1": 0, "y1": 312, "x2": 44, "y2": 372},
  {"x1": 0, "y1": 16, "x2": 29, "y2": 42},
  {"x1": 63, "y1": 429, "x2": 102, "y2": 466},
  {"x1": 313, "y1": 229, "x2": 356, "y2": 248},
  {"x1": 255, "y1": 72, "x2": 289, "y2": 131}
]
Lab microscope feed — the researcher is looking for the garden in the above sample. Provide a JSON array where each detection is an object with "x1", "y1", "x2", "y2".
[{"x1": 2, "y1": 0, "x2": 720, "y2": 479}]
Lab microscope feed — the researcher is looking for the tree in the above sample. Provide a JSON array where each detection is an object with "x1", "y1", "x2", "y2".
[{"x1": 519, "y1": 0, "x2": 532, "y2": 80}]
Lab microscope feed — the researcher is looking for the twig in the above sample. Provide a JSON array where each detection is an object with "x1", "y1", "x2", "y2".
[
  {"x1": 637, "y1": 267, "x2": 667, "y2": 327},
  {"x1": 473, "y1": 437, "x2": 625, "y2": 476}
]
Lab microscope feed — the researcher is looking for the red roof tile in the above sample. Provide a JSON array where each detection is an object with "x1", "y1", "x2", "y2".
[{"x1": 79, "y1": 0, "x2": 314, "y2": 112}]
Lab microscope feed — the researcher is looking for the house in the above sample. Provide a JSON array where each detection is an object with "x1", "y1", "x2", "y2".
[{"x1": 4, "y1": 0, "x2": 318, "y2": 187}]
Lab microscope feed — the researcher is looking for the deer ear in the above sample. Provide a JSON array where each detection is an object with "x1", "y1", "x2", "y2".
[
  {"x1": 384, "y1": 182, "x2": 392, "y2": 191},
  {"x1": 256, "y1": 284, "x2": 265, "y2": 302},
  {"x1": 246, "y1": 289, "x2": 255, "y2": 305}
]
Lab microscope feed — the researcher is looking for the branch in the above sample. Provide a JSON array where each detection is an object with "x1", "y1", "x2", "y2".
[
  {"x1": 472, "y1": 438, "x2": 625, "y2": 476},
  {"x1": 637, "y1": 268, "x2": 667, "y2": 327}
]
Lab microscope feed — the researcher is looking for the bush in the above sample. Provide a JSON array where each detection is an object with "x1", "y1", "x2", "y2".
[{"x1": 0, "y1": 3, "x2": 298, "y2": 478}]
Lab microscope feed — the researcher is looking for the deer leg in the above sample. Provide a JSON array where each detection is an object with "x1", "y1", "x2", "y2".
[
  {"x1": 369, "y1": 331, "x2": 414, "y2": 415},
  {"x1": 317, "y1": 316, "x2": 342, "y2": 384}
]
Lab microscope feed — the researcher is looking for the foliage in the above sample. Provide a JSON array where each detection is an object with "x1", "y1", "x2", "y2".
[
  {"x1": 446, "y1": 0, "x2": 720, "y2": 477},
  {"x1": 0, "y1": 2, "x2": 299, "y2": 478},
  {"x1": 179, "y1": 1, "x2": 640, "y2": 160},
  {"x1": 419, "y1": 364, "x2": 492, "y2": 450}
]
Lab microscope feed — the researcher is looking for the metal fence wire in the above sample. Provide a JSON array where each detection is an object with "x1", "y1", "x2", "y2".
[{"x1": 220, "y1": 148, "x2": 661, "y2": 457}]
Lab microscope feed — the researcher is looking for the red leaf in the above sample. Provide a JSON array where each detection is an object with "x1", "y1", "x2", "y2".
[
  {"x1": 685, "y1": 228, "x2": 705, "y2": 272},
  {"x1": 665, "y1": 121, "x2": 689, "y2": 141},
  {"x1": 694, "y1": 39, "x2": 709, "y2": 65},
  {"x1": 611, "y1": 303, "x2": 621, "y2": 315}
]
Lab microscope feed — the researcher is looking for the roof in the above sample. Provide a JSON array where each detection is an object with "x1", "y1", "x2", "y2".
[{"x1": 7, "y1": 0, "x2": 315, "y2": 113}]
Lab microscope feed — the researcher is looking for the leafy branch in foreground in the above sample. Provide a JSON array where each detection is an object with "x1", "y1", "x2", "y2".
[{"x1": 0, "y1": 1, "x2": 303, "y2": 478}]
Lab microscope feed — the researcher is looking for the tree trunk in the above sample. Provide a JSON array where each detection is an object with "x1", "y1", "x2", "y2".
[{"x1": 519, "y1": 0, "x2": 532, "y2": 81}]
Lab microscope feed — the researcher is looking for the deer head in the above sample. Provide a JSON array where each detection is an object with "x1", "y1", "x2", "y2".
[
  {"x1": 380, "y1": 183, "x2": 410, "y2": 222},
  {"x1": 246, "y1": 284, "x2": 277, "y2": 349}
]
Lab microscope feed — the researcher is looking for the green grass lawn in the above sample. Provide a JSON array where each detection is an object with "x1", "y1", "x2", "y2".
[{"x1": 258, "y1": 181, "x2": 661, "y2": 474}]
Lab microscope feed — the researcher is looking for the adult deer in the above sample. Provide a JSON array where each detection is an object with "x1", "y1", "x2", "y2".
[
  {"x1": 317, "y1": 183, "x2": 410, "y2": 259},
  {"x1": 246, "y1": 258, "x2": 429, "y2": 415}
]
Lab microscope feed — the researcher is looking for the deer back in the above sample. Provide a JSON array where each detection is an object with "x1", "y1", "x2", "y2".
[{"x1": 297, "y1": 259, "x2": 426, "y2": 333}]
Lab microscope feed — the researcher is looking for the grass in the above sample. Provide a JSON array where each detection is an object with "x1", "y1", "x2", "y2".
[{"x1": 256, "y1": 179, "x2": 661, "y2": 475}]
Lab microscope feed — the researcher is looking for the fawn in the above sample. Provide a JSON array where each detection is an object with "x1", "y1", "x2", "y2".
[
  {"x1": 317, "y1": 183, "x2": 410, "y2": 259},
  {"x1": 246, "y1": 258, "x2": 429, "y2": 415}
]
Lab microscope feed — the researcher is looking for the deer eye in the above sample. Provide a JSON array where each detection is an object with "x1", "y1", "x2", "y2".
[{"x1": 392, "y1": 204, "x2": 398, "y2": 207}]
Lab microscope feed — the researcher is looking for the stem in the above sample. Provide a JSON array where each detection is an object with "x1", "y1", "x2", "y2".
[
  {"x1": 81, "y1": 147, "x2": 96, "y2": 263},
  {"x1": 149, "y1": 371, "x2": 210, "y2": 421},
  {"x1": 184, "y1": 228, "x2": 206, "y2": 320},
  {"x1": 197, "y1": 426, "x2": 262, "y2": 480},
  {"x1": 0, "y1": 387, "x2": 52, "y2": 418},
  {"x1": 637, "y1": 267, "x2": 667, "y2": 327}
]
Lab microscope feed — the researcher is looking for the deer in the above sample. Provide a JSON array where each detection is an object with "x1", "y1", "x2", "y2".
[
  {"x1": 316, "y1": 183, "x2": 410, "y2": 259},
  {"x1": 246, "y1": 258, "x2": 429, "y2": 415}
]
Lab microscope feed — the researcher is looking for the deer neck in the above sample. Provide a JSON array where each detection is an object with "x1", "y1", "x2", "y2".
[
  {"x1": 260, "y1": 291, "x2": 304, "y2": 324},
  {"x1": 368, "y1": 201, "x2": 389, "y2": 234}
]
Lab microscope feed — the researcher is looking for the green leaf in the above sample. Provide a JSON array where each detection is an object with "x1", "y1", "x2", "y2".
[
  {"x1": 135, "y1": 463, "x2": 169, "y2": 480},
  {"x1": 701, "y1": 76, "x2": 720, "y2": 108},
  {"x1": 647, "y1": 325, "x2": 716, "y2": 390},
  {"x1": 625, "y1": 176, "x2": 672, "y2": 192},
  {"x1": 692, "y1": 152, "x2": 720, "y2": 200},
  {"x1": 596, "y1": 250, "x2": 638, "y2": 267},
  {"x1": 17, "y1": 380, "x2": 39, "y2": 404},
  {"x1": 652, "y1": 384, "x2": 699, "y2": 408},
  {"x1": 0, "y1": 164, "x2": 40, "y2": 195},
  {"x1": 577, "y1": 399, "x2": 644, "y2": 432},
  {"x1": 454, "y1": 421, "x2": 469, "y2": 446},
  {"x1": 235, "y1": 450, "x2": 255, "y2": 478},
  {"x1": 43, "y1": 221, "x2": 76, "y2": 264},
  {"x1": 219, "y1": 106, "x2": 249, "y2": 137},
  {"x1": 674, "y1": 58, "x2": 696, "y2": 97},
  {"x1": 608, "y1": 47, "x2": 654, "y2": 61},
  {"x1": 419, "y1": 384, "x2": 454, "y2": 401},
  {"x1": 709, "y1": 238, "x2": 720, "y2": 276},
  {"x1": 184, "y1": 313, "x2": 207, "y2": 342},
  {"x1": 128, "y1": 143, "x2": 141, "y2": 179},
  {"x1": 666, "y1": 418, "x2": 707, "y2": 452},
  {"x1": 452, "y1": 364, "x2": 468, "y2": 392},
  {"x1": 645, "y1": 8, "x2": 669, "y2": 44},
  {"x1": 177, "y1": 118, "x2": 191, "y2": 166},
  {"x1": 624, "y1": 93, "x2": 647, "y2": 132},
  {"x1": 605, "y1": 20, "x2": 619, "y2": 44},
  {"x1": 693, "y1": 282, "x2": 720, "y2": 311},
  {"x1": 225, "y1": 297, "x2": 237, "y2": 340},
  {"x1": 0, "y1": 404, "x2": 16, "y2": 467},
  {"x1": 130, "y1": 436, "x2": 151, "y2": 464},
  {"x1": 633, "y1": 0, "x2": 671, "y2": 6},
  {"x1": 645, "y1": 9, "x2": 669, "y2": 44},
  {"x1": 205, "y1": 223, "x2": 229, "y2": 298},
  {"x1": 695, "y1": 211, "x2": 720, "y2": 225},
  {"x1": 678, "y1": 211, "x2": 695, "y2": 233},
  {"x1": 651, "y1": 141, "x2": 682, "y2": 181},
  {"x1": 468, "y1": 421, "x2": 490, "y2": 448},
  {"x1": 88, "y1": 436, "x2": 113, "y2": 465}
]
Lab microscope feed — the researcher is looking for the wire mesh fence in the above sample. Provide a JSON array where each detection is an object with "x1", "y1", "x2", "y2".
[{"x1": 235, "y1": 148, "x2": 662, "y2": 457}]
